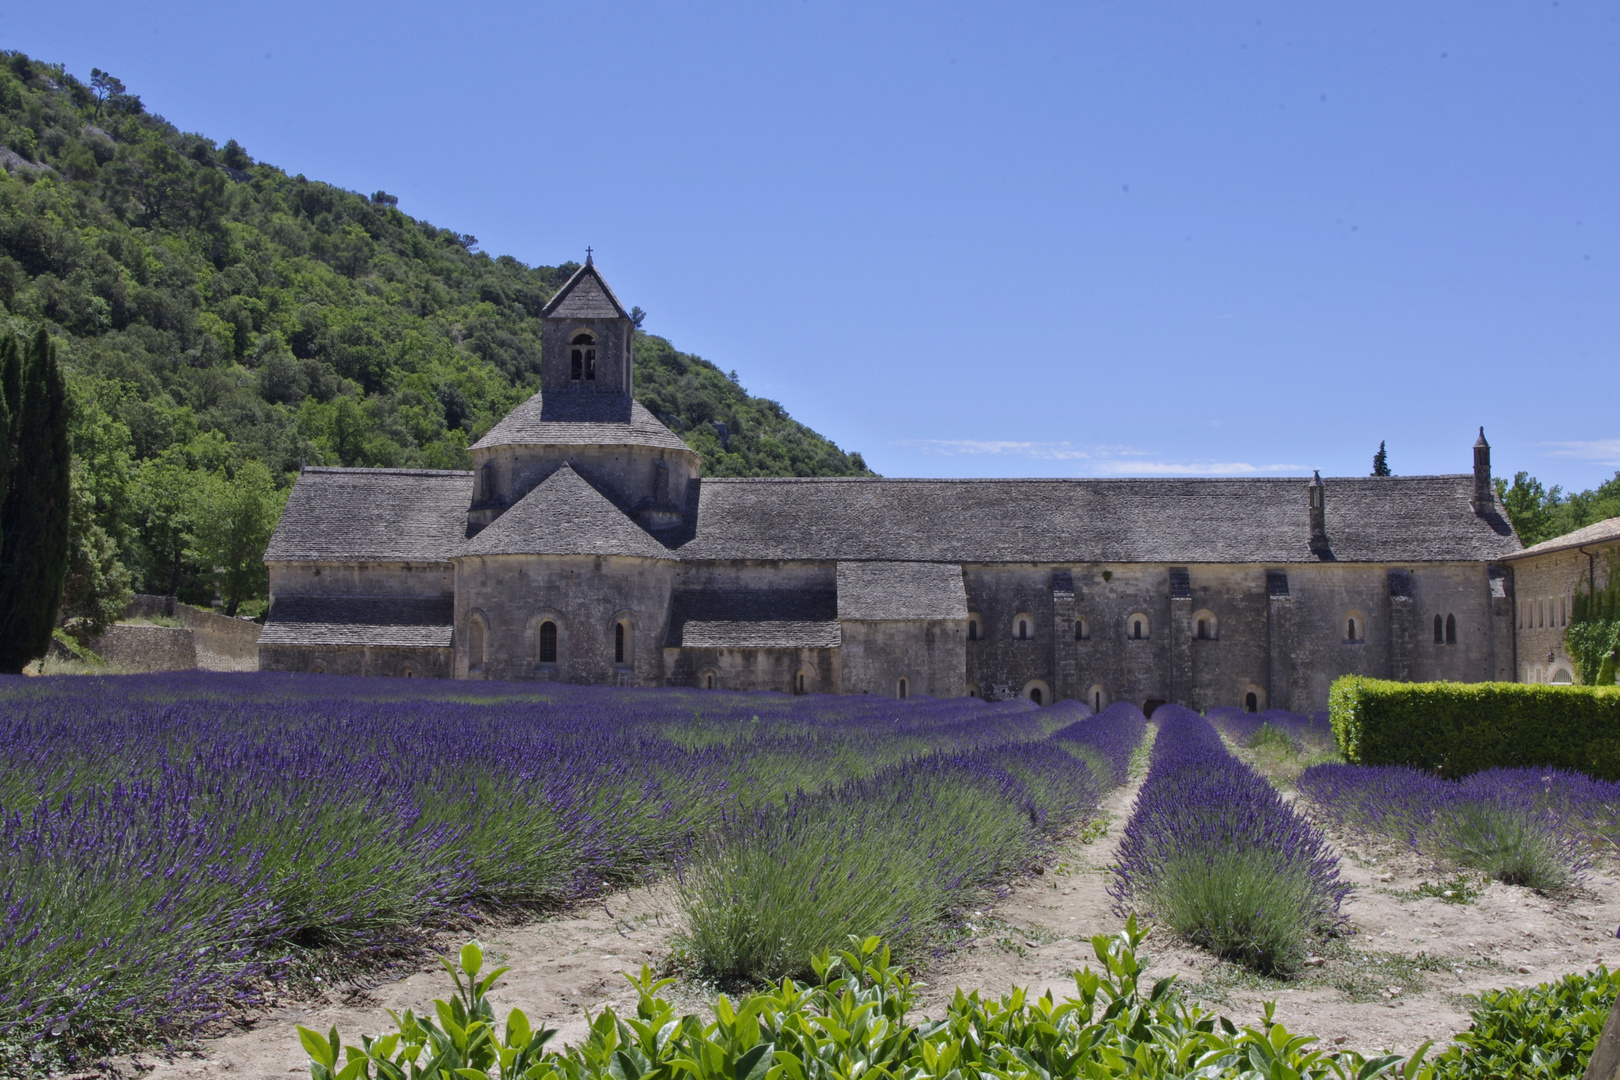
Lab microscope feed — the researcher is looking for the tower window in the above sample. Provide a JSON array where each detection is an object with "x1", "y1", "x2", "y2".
[
  {"x1": 1433, "y1": 614, "x2": 1444, "y2": 644},
  {"x1": 479, "y1": 461, "x2": 496, "y2": 503},
  {"x1": 539, "y1": 620, "x2": 557, "y2": 663},
  {"x1": 570, "y1": 332, "x2": 596, "y2": 381},
  {"x1": 1445, "y1": 614, "x2": 1456, "y2": 645}
]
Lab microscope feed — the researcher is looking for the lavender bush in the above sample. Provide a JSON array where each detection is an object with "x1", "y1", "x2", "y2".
[
  {"x1": 1051, "y1": 702, "x2": 1149, "y2": 786},
  {"x1": 1297, "y1": 763, "x2": 1615, "y2": 890},
  {"x1": 0, "y1": 672, "x2": 1052, "y2": 1069},
  {"x1": 1111, "y1": 706, "x2": 1349, "y2": 974}
]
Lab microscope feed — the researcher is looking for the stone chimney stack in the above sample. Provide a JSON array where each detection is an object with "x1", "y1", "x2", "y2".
[
  {"x1": 1308, "y1": 471, "x2": 1330, "y2": 555},
  {"x1": 1472, "y1": 427, "x2": 1493, "y2": 515}
]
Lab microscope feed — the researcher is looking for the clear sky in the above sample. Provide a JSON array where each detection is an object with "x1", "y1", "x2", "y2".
[{"x1": 5, "y1": 2, "x2": 1616, "y2": 486}]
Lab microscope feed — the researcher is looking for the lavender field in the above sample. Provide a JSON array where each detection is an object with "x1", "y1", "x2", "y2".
[{"x1": 0, "y1": 673, "x2": 1133, "y2": 1068}]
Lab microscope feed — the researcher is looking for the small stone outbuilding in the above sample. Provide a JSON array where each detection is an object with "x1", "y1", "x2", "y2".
[{"x1": 1501, "y1": 516, "x2": 1620, "y2": 684}]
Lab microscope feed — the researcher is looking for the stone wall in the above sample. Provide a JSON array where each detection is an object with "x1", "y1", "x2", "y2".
[
  {"x1": 268, "y1": 561, "x2": 455, "y2": 599},
  {"x1": 840, "y1": 619, "x2": 966, "y2": 698},
  {"x1": 1510, "y1": 544, "x2": 1616, "y2": 683},
  {"x1": 469, "y1": 445, "x2": 700, "y2": 533},
  {"x1": 258, "y1": 644, "x2": 453, "y2": 678},
  {"x1": 178, "y1": 604, "x2": 263, "y2": 671},
  {"x1": 455, "y1": 553, "x2": 675, "y2": 682},
  {"x1": 92, "y1": 624, "x2": 197, "y2": 671},
  {"x1": 663, "y1": 645, "x2": 839, "y2": 693}
]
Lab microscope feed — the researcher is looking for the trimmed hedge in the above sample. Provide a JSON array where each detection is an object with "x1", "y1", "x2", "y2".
[{"x1": 1329, "y1": 677, "x2": 1620, "y2": 780}]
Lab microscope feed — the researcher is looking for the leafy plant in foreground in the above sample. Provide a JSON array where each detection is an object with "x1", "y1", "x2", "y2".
[
  {"x1": 301, "y1": 924, "x2": 1413, "y2": 1080},
  {"x1": 1414, "y1": 964, "x2": 1620, "y2": 1079}
]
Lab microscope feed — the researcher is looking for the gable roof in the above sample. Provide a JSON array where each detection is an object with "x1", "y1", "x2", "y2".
[
  {"x1": 541, "y1": 262, "x2": 629, "y2": 320},
  {"x1": 837, "y1": 562, "x2": 968, "y2": 620},
  {"x1": 671, "y1": 475, "x2": 1521, "y2": 564},
  {"x1": 259, "y1": 596, "x2": 455, "y2": 648},
  {"x1": 469, "y1": 392, "x2": 691, "y2": 453},
  {"x1": 1503, "y1": 515, "x2": 1620, "y2": 561},
  {"x1": 665, "y1": 588, "x2": 840, "y2": 648},
  {"x1": 464, "y1": 464, "x2": 672, "y2": 559},
  {"x1": 264, "y1": 468, "x2": 472, "y2": 563}
]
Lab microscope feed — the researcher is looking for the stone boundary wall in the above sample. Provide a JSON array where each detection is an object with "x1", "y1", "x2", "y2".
[
  {"x1": 92, "y1": 624, "x2": 198, "y2": 672},
  {"x1": 176, "y1": 604, "x2": 262, "y2": 671}
]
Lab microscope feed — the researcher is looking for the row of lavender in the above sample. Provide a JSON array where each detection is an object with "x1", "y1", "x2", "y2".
[
  {"x1": 676, "y1": 700, "x2": 1148, "y2": 980},
  {"x1": 1298, "y1": 763, "x2": 1620, "y2": 891},
  {"x1": 1111, "y1": 705, "x2": 1349, "y2": 975},
  {"x1": 0, "y1": 673, "x2": 1113, "y2": 1064}
]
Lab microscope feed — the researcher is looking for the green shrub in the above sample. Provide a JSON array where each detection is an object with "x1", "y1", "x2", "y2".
[
  {"x1": 1138, "y1": 849, "x2": 1322, "y2": 975},
  {"x1": 1329, "y1": 677, "x2": 1620, "y2": 779},
  {"x1": 1421, "y1": 965, "x2": 1620, "y2": 1079},
  {"x1": 1432, "y1": 801, "x2": 1576, "y2": 893},
  {"x1": 302, "y1": 925, "x2": 1415, "y2": 1080}
]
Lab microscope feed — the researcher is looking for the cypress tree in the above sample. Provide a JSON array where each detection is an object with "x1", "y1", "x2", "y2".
[
  {"x1": 0, "y1": 329, "x2": 72, "y2": 672},
  {"x1": 0, "y1": 335, "x2": 14, "y2": 567}
]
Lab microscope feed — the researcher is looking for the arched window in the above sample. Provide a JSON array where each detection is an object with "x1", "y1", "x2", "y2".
[
  {"x1": 1192, "y1": 609, "x2": 1217, "y2": 641},
  {"x1": 1128, "y1": 614, "x2": 1150, "y2": 640},
  {"x1": 402, "y1": 666, "x2": 416, "y2": 678},
  {"x1": 1433, "y1": 614, "x2": 1444, "y2": 644},
  {"x1": 1089, "y1": 685, "x2": 1106, "y2": 712},
  {"x1": 1344, "y1": 611, "x2": 1365, "y2": 643},
  {"x1": 1244, "y1": 691, "x2": 1258, "y2": 713},
  {"x1": 794, "y1": 669, "x2": 808, "y2": 695},
  {"x1": 1029, "y1": 687, "x2": 1043, "y2": 705},
  {"x1": 614, "y1": 622, "x2": 626, "y2": 663},
  {"x1": 1011, "y1": 614, "x2": 1035, "y2": 640},
  {"x1": 468, "y1": 615, "x2": 486, "y2": 672},
  {"x1": 897, "y1": 676, "x2": 909, "y2": 699},
  {"x1": 1196, "y1": 618, "x2": 1208, "y2": 639},
  {"x1": 965, "y1": 683, "x2": 980, "y2": 698},
  {"x1": 570, "y1": 332, "x2": 596, "y2": 381},
  {"x1": 312, "y1": 663, "x2": 326, "y2": 675},
  {"x1": 1445, "y1": 614, "x2": 1456, "y2": 645},
  {"x1": 967, "y1": 614, "x2": 981, "y2": 641},
  {"x1": 1074, "y1": 616, "x2": 1090, "y2": 641},
  {"x1": 1018, "y1": 618, "x2": 1030, "y2": 640},
  {"x1": 701, "y1": 668, "x2": 717, "y2": 690},
  {"x1": 538, "y1": 620, "x2": 557, "y2": 663},
  {"x1": 1023, "y1": 680, "x2": 1050, "y2": 705},
  {"x1": 1550, "y1": 667, "x2": 1573, "y2": 684}
]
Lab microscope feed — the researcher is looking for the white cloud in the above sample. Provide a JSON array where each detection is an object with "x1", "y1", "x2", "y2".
[
  {"x1": 1544, "y1": 440, "x2": 1620, "y2": 466},
  {"x1": 894, "y1": 438, "x2": 1304, "y2": 476}
]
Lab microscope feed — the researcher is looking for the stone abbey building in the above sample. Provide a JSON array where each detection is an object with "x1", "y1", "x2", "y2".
[{"x1": 261, "y1": 261, "x2": 1524, "y2": 711}]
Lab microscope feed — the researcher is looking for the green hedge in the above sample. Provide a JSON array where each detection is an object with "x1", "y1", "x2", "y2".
[{"x1": 1329, "y1": 677, "x2": 1620, "y2": 779}]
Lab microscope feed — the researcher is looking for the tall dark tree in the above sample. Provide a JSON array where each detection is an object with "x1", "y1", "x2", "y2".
[
  {"x1": 0, "y1": 330, "x2": 73, "y2": 672},
  {"x1": 1371, "y1": 441, "x2": 1391, "y2": 477},
  {"x1": 0, "y1": 336, "x2": 13, "y2": 566}
]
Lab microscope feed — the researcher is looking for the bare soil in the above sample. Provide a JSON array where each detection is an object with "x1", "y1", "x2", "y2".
[{"x1": 118, "y1": 774, "x2": 1620, "y2": 1079}]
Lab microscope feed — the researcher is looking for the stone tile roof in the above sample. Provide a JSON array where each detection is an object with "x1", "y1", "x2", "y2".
[
  {"x1": 541, "y1": 262, "x2": 629, "y2": 320},
  {"x1": 674, "y1": 475, "x2": 1521, "y2": 564},
  {"x1": 465, "y1": 464, "x2": 672, "y2": 559},
  {"x1": 836, "y1": 562, "x2": 968, "y2": 620},
  {"x1": 1503, "y1": 515, "x2": 1620, "y2": 560},
  {"x1": 259, "y1": 596, "x2": 454, "y2": 648},
  {"x1": 469, "y1": 392, "x2": 690, "y2": 453},
  {"x1": 665, "y1": 588, "x2": 841, "y2": 648},
  {"x1": 264, "y1": 468, "x2": 473, "y2": 563}
]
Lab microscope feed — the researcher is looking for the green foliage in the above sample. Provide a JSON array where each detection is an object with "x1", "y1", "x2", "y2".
[
  {"x1": 1567, "y1": 549, "x2": 1620, "y2": 686},
  {"x1": 0, "y1": 49, "x2": 873, "y2": 620},
  {"x1": 192, "y1": 459, "x2": 287, "y2": 615},
  {"x1": 1371, "y1": 440, "x2": 1390, "y2": 477},
  {"x1": 305, "y1": 923, "x2": 1413, "y2": 1080},
  {"x1": 1431, "y1": 800, "x2": 1575, "y2": 893},
  {"x1": 1495, "y1": 469, "x2": 1620, "y2": 548},
  {"x1": 1139, "y1": 850, "x2": 1324, "y2": 976},
  {"x1": 59, "y1": 457, "x2": 133, "y2": 641},
  {"x1": 0, "y1": 327, "x2": 71, "y2": 671},
  {"x1": 1417, "y1": 965, "x2": 1620, "y2": 1080},
  {"x1": 1328, "y1": 676, "x2": 1620, "y2": 779}
]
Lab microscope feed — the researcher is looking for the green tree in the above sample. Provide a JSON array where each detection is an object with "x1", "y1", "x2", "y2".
[
  {"x1": 1495, "y1": 471, "x2": 1559, "y2": 547},
  {"x1": 192, "y1": 459, "x2": 286, "y2": 616},
  {"x1": 0, "y1": 329, "x2": 73, "y2": 672},
  {"x1": 130, "y1": 450, "x2": 208, "y2": 597},
  {"x1": 1371, "y1": 441, "x2": 1391, "y2": 477},
  {"x1": 59, "y1": 460, "x2": 133, "y2": 643}
]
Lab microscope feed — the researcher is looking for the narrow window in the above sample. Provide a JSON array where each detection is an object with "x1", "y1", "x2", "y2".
[
  {"x1": 1029, "y1": 687, "x2": 1043, "y2": 706},
  {"x1": 615, "y1": 622, "x2": 626, "y2": 663},
  {"x1": 1092, "y1": 690, "x2": 1102, "y2": 711},
  {"x1": 479, "y1": 461, "x2": 496, "y2": 503},
  {"x1": 702, "y1": 670, "x2": 716, "y2": 689},
  {"x1": 570, "y1": 332, "x2": 596, "y2": 380},
  {"x1": 1018, "y1": 619, "x2": 1029, "y2": 640},
  {"x1": 1074, "y1": 617, "x2": 1088, "y2": 641},
  {"x1": 968, "y1": 618, "x2": 978, "y2": 642},
  {"x1": 1196, "y1": 619, "x2": 1208, "y2": 640},
  {"x1": 403, "y1": 667, "x2": 415, "y2": 678},
  {"x1": 1133, "y1": 619, "x2": 1143, "y2": 640},
  {"x1": 1347, "y1": 617, "x2": 1357, "y2": 640},
  {"x1": 898, "y1": 677, "x2": 908, "y2": 699},
  {"x1": 539, "y1": 620, "x2": 557, "y2": 663},
  {"x1": 313, "y1": 664, "x2": 325, "y2": 675},
  {"x1": 469, "y1": 617, "x2": 485, "y2": 670},
  {"x1": 1445, "y1": 614, "x2": 1456, "y2": 645},
  {"x1": 795, "y1": 671, "x2": 806, "y2": 694},
  {"x1": 1244, "y1": 691, "x2": 1258, "y2": 713},
  {"x1": 1433, "y1": 614, "x2": 1444, "y2": 643}
]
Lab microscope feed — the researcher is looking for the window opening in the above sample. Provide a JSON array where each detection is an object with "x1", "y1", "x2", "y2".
[
  {"x1": 539, "y1": 620, "x2": 557, "y2": 663},
  {"x1": 1196, "y1": 619, "x2": 1208, "y2": 640},
  {"x1": 1018, "y1": 619, "x2": 1029, "y2": 640},
  {"x1": 1244, "y1": 691, "x2": 1258, "y2": 713},
  {"x1": 479, "y1": 461, "x2": 496, "y2": 503},
  {"x1": 795, "y1": 670, "x2": 806, "y2": 694},
  {"x1": 570, "y1": 332, "x2": 596, "y2": 381},
  {"x1": 615, "y1": 622, "x2": 626, "y2": 663},
  {"x1": 1445, "y1": 614, "x2": 1456, "y2": 645},
  {"x1": 1347, "y1": 617, "x2": 1357, "y2": 640},
  {"x1": 898, "y1": 677, "x2": 909, "y2": 699},
  {"x1": 702, "y1": 670, "x2": 716, "y2": 690},
  {"x1": 1433, "y1": 614, "x2": 1444, "y2": 644},
  {"x1": 1075, "y1": 617, "x2": 1089, "y2": 641},
  {"x1": 968, "y1": 618, "x2": 979, "y2": 642},
  {"x1": 403, "y1": 667, "x2": 415, "y2": 678},
  {"x1": 1093, "y1": 690, "x2": 1102, "y2": 711},
  {"x1": 1133, "y1": 619, "x2": 1144, "y2": 640},
  {"x1": 1029, "y1": 687, "x2": 1043, "y2": 705},
  {"x1": 469, "y1": 617, "x2": 485, "y2": 670}
]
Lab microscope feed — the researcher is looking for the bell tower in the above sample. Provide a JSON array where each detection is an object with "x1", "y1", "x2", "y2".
[{"x1": 539, "y1": 253, "x2": 635, "y2": 397}]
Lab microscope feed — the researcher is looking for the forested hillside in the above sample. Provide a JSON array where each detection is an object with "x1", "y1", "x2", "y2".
[
  {"x1": 1497, "y1": 471, "x2": 1620, "y2": 549},
  {"x1": 0, "y1": 50, "x2": 870, "y2": 620}
]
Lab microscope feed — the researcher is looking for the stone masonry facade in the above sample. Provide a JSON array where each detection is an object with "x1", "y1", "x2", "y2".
[{"x1": 260, "y1": 261, "x2": 1529, "y2": 710}]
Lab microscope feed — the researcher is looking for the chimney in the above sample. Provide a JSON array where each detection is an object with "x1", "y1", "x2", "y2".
[
  {"x1": 1308, "y1": 471, "x2": 1330, "y2": 555},
  {"x1": 1472, "y1": 427, "x2": 1493, "y2": 514}
]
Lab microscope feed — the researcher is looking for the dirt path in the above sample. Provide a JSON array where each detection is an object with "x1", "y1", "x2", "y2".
[
  {"x1": 916, "y1": 777, "x2": 1620, "y2": 1056},
  {"x1": 124, "y1": 778, "x2": 1620, "y2": 1077}
]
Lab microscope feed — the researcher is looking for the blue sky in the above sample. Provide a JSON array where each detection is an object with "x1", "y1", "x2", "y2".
[{"x1": 5, "y1": 2, "x2": 1616, "y2": 486}]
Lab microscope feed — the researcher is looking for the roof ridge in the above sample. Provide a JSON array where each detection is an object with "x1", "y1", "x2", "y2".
[
  {"x1": 540, "y1": 261, "x2": 630, "y2": 319},
  {"x1": 697, "y1": 474, "x2": 1475, "y2": 485},
  {"x1": 302, "y1": 466, "x2": 475, "y2": 477}
]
